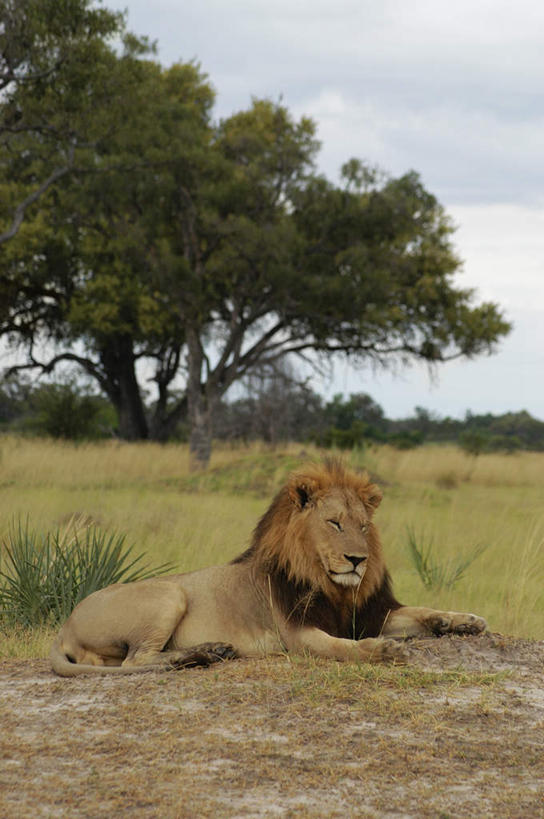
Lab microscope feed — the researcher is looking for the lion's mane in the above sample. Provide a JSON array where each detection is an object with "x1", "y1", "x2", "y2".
[{"x1": 232, "y1": 459, "x2": 401, "y2": 639}]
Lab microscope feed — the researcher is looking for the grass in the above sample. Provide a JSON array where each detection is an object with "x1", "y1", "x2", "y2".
[
  {"x1": 406, "y1": 525, "x2": 488, "y2": 591},
  {"x1": 0, "y1": 516, "x2": 173, "y2": 627},
  {"x1": 0, "y1": 435, "x2": 543, "y2": 660}
]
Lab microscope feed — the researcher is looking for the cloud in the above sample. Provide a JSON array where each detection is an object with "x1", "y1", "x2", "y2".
[
  {"x1": 119, "y1": 0, "x2": 544, "y2": 205},
  {"x1": 297, "y1": 91, "x2": 544, "y2": 204},
  {"x1": 450, "y1": 204, "x2": 544, "y2": 309}
]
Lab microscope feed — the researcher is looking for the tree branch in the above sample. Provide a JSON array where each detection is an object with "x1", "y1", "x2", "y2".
[
  {"x1": 3, "y1": 350, "x2": 108, "y2": 393},
  {"x1": 0, "y1": 148, "x2": 75, "y2": 245}
]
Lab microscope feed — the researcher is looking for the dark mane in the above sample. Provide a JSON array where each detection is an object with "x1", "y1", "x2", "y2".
[{"x1": 266, "y1": 562, "x2": 401, "y2": 639}]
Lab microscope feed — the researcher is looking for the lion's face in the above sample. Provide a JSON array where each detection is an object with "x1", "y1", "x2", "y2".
[
  {"x1": 303, "y1": 488, "x2": 375, "y2": 588},
  {"x1": 252, "y1": 461, "x2": 384, "y2": 597}
]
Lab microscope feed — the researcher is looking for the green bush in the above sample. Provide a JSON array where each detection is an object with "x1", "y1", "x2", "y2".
[
  {"x1": 22, "y1": 382, "x2": 115, "y2": 440},
  {"x1": 388, "y1": 430, "x2": 424, "y2": 450},
  {"x1": 0, "y1": 517, "x2": 173, "y2": 627},
  {"x1": 458, "y1": 429, "x2": 489, "y2": 456}
]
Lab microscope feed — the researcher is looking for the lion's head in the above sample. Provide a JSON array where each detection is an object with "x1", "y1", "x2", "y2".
[{"x1": 239, "y1": 460, "x2": 387, "y2": 605}]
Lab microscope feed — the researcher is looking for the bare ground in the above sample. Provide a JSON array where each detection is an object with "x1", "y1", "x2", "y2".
[{"x1": 1, "y1": 633, "x2": 543, "y2": 818}]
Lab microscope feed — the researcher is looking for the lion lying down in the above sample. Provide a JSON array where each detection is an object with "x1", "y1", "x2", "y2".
[{"x1": 50, "y1": 460, "x2": 486, "y2": 676}]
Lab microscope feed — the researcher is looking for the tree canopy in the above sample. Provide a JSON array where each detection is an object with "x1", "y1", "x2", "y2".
[{"x1": 0, "y1": 1, "x2": 511, "y2": 467}]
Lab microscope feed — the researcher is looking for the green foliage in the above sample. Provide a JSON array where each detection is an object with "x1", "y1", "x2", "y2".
[
  {"x1": 406, "y1": 526, "x2": 488, "y2": 591},
  {"x1": 0, "y1": 376, "x2": 116, "y2": 439},
  {"x1": 0, "y1": 517, "x2": 173, "y2": 627},
  {"x1": 0, "y1": 4, "x2": 511, "y2": 461},
  {"x1": 0, "y1": 0, "x2": 145, "y2": 243},
  {"x1": 459, "y1": 429, "x2": 490, "y2": 456},
  {"x1": 317, "y1": 421, "x2": 370, "y2": 450},
  {"x1": 387, "y1": 431, "x2": 424, "y2": 450},
  {"x1": 23, "y1": 382, "x2": 115, "y2": 439}
]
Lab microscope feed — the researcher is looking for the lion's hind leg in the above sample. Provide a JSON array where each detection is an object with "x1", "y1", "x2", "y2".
[{"x1": 382, "y1": 606, "x2": 487, "y2": 639}]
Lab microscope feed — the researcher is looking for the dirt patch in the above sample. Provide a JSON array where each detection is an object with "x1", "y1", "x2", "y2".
[{"x1": 1, "y1": 633, "x2": 543, "y2": 818}]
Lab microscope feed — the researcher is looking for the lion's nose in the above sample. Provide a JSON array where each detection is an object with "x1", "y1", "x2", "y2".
[{"x1": 344, "y1": 554, "x2": 367, "y2": 569}]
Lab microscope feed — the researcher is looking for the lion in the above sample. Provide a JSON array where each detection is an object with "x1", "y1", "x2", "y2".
[{"x1": 50, "y1": 460, "x2": 486, "y2": 676}]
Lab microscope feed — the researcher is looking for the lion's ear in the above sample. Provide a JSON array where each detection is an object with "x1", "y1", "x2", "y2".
[
  {"x1": 289, "y1": 480, "x2": 316, "y2": 509},
  {"x1": 363, "y1": 484, "x2": 382, "y2": 514}
]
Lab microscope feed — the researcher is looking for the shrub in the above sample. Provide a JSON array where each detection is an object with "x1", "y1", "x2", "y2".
[
  {"x1": 0, "y1": 517, "x2": 173, "y2": 627},
  {"x1": 458, "y1": 429, "x2": 489, "y2": 456},
  {"x1": 23, "y1": 382, "x2": 115, "y2": 440}
]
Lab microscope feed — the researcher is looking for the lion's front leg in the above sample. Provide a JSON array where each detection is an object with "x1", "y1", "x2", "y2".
[
  {"x1": 286, "y1": 626, "x2": 407, "y2": 664},
  {"x1": 381, "y1": 606, "x2": 487, "y2": 639}
]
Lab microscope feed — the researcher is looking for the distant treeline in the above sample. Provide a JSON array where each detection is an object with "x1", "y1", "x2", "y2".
[{"x1": 1, "y1": 375, "x2": 543, "y2": 454}]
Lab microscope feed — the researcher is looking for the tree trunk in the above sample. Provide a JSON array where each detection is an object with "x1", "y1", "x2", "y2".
[
  {"x1": 188, "y1": 397, "x2": 213, "y2": 470},
  {"x1": 115, "y1": 376, "x2": 149, "y2": 440},
  {"x1": 99, "y1": 336, "x2": 149, "y2": 440},
  {"x1": 149, "y1": 395, "x2": 188, "y2": 442},
  {"x1": 186, "y1": 326, "x2": 215, "y2": 470}
]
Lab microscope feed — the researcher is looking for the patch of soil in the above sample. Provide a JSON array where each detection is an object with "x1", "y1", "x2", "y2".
[{"x1": 1, "y1": 634, "x2": 543, "y2": 818}]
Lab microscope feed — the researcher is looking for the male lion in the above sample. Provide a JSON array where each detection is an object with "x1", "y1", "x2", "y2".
[{"x1": 50, "y1": 460, "x2": 486, "y2": 676}]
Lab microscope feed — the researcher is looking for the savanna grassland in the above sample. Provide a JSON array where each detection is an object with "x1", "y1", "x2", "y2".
[
  {"x1": 1, "y1": 435, "x2": 543, "y2": 652},
  {"x1": 1, "y1": 437, "x2": 543, "y2": 818}
]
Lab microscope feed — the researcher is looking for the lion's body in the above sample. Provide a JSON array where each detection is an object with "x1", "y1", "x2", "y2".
[{"x1": 50, "y1": 461, "x2": 486, "y2": 676}]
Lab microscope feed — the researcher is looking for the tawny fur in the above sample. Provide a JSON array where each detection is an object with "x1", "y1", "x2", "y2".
[{"x1": 50, "y1": 460, "x2": 487, "y2": 676}]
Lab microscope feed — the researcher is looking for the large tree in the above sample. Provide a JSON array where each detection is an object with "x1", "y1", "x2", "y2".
[
  {"x1": 146, "y1": 101, "x2": 510, "y2": 467},
  {"x1": 1, "y1": 21, "x2": 511, "y2": 463},
  {"x1": 1, "y1": 28, "x2": 214, "y2": 438},
  {"x1": 0, "y1": 0, "x2": 145, "y2": 244}
]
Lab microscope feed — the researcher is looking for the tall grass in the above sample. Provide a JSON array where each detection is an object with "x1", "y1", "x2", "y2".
[{"x1": 0, "y1": 435, "x2": 542, "y2": 657}]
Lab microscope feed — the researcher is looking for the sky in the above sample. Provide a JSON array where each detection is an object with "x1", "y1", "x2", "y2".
[{"x1": 113, "y1": 0, "x2": 544, "y2": 420}]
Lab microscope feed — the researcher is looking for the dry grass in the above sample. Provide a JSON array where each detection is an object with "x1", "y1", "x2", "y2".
[
  {"x1": 0, "y1": 436, "x2": 309, "y2": 490},
  {"x1": 2, "y1": 635, "x2": 544, "y2": 818},
  {"x1": 356, "y1": 443, "x2": 544, "y2": 488}
]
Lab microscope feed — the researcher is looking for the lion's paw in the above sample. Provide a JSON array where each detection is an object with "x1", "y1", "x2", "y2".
[
  {"x1": 203, "y1": 642, "x2": 239, "y2": 661},
  {"x1": 428, "y1": 612, "x2": 487, "y2": 637},
  {"x1": 373, "y1": 638, "x2": 408, "y2": 664},
  {"x1": 449, "y1": 613, "x2": 487, "y2": 635},
  {"x1": 168, "y1": 642, "x2": 238, "y2": 669}
]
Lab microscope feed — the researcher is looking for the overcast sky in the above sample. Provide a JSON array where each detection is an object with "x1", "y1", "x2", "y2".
[{"x1": 114, "y1": 0, "x2": 544, "y2": 420}]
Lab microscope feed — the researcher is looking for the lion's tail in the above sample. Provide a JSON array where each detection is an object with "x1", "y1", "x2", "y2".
[{"x1": 49, "y1": 637, "x2": 154, "y2": 677}]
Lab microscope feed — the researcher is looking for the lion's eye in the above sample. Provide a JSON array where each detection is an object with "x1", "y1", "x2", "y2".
[{"x1": 328, "y1": 519, "x2": 343, "y2": 532}]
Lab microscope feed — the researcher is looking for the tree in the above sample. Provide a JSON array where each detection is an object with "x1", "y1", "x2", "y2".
[
  {"x1": 0, "y1": 0, "x2": 143, "y2": 244},
  {"x1": 2, "y1": 50, "x2": 511, "y2": 464},
  {"x1": 214, "y1": 361, "x2": 324, "y2": 445},
  {"x1": 1, "y1": 49, "x2": 214, "y2": 438},
  {"x1": 152, "y1": 107, "x2": 510, "y2": 467},
  {"x1": 45, "y1": 60, "x2": 214, "y2": 440}
]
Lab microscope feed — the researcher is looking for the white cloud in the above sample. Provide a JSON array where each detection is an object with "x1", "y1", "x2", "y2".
[
  {"x1": 296, "y1": 91, "x2": 544, "y2": 204},
  {"x1": 450, "y1": 204, "x2": 544, "y2": 309}
]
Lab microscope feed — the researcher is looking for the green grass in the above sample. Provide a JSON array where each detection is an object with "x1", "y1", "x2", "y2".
[
  {"x1": 0, "y1": 516, "x2": 173, "y2": 627},
  {"x1": 406, "y1": 525, "x2": 488, "y2": 591},
  {"x1": 0, "y1": 436, "x2": 543, "y2": 658}
]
